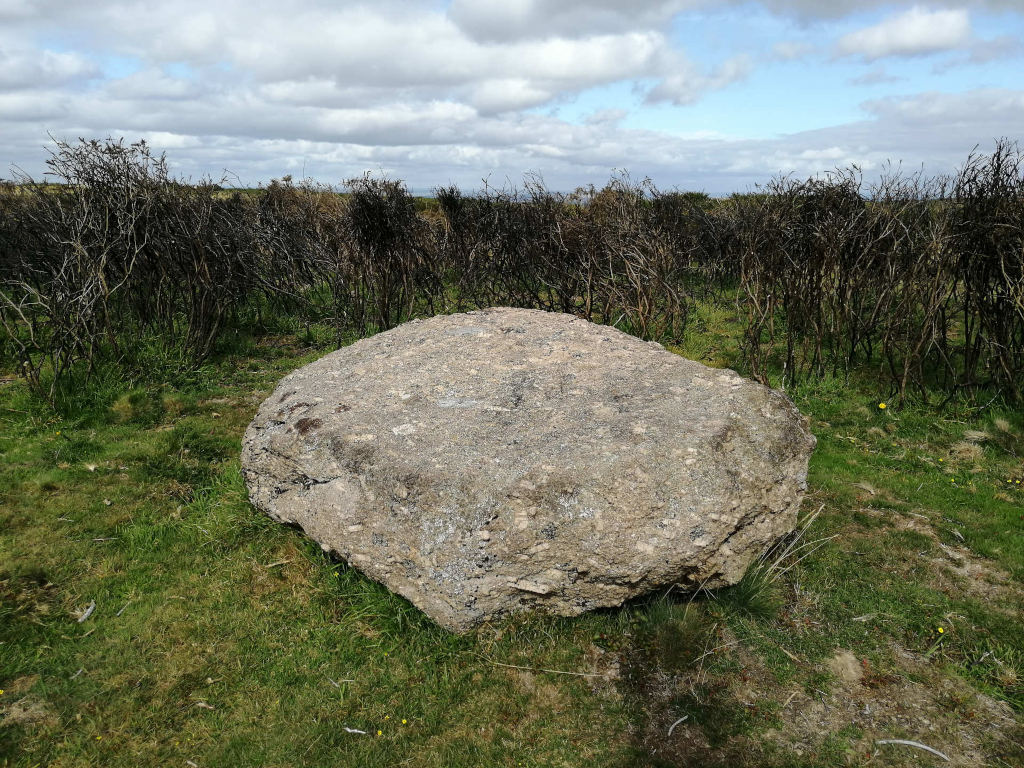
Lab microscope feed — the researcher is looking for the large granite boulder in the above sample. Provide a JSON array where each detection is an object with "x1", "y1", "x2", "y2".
[{"x1": 241, "y1": 308, "x2": 815, "y2": 632}]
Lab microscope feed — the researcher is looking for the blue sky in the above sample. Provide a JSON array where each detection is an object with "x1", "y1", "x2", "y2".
[{"x1": 1, "y1": 0, "x2": 1022, "y2": 194}]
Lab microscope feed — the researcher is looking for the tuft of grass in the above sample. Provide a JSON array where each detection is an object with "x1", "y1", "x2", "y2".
[
  {"x1": 949, "y1": 440, "x2": 983, "y2": 464},
  {"x1": 716, "y1": 563, "x2": 783, "y2": 621},
  {"x1": 962, "y1": 429, "x2": 990, "y2": 443},
  {"x1": 715, "y1": 506, "x2": 831, "y2": 623},
  {"x1": 109, "y1": 387, "x2": 167, "y2": 426},
  {"x1": 645, "y1": 600, "x2": 720, "y2": 673}
]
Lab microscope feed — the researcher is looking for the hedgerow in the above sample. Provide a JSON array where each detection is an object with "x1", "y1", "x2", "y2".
[{"x1": 2, "y1": 137, "x2": 1021, "y2": 405}]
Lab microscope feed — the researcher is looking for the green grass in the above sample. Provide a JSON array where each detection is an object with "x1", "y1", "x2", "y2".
[{"x1": 2, "y1": 313, "x2": 1022, "y2": 767}]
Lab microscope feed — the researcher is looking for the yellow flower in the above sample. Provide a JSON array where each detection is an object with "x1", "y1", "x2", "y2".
[
  {"x1": 937, "y1": 627, "x2": 944, "y2": 634},
  {"x1": 384, "y1": 715, "x2": 390, "y2": 720},
  {"x1": 878, "y1": 403, "x2": 886, "y2": 410},
  {"x1": 402, "y1": 719, "x2": 407, "y2": 725},
  {"x1": 377, "y1": 730, "x2": 383, "y2": 736}
]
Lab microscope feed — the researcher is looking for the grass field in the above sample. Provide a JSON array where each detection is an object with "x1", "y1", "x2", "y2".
[{"x1": 2, "y1": 306, "x2": 1022, "y2": 767}]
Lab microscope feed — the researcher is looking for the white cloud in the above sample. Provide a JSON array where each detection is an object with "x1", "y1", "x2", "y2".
[
  {"x1": 447, "y1": 0, "x2": 697, "y2": 41},
  {"x1": 646, "y1": 54, "x2": 753, "y2": 106},
  {"x1": 0, "y1": 1, "x2": 1022, "y2": 195},
  {"x1": 860, "y1": 88, "x2": 1024, "y2": 127},
  {"x1": 0, "y1": 0, "x2": 39, "y2": 19},
  {"x1": 447, "y1": 0, "x2": 1024, "y2": 39},
  {"x1": 584, "y1": 108, "x2": 628, "y2": 126},
  {"x1": 737, "y1": 1, "x2": 1017, "y2": 20},
  {"x1": 0, "y1": 90, "x2": 69, "y2": 121},
  {"x1": 0, "y1": 49, "x2": 98, "y2": 91},
  {"x1": 771, "y1": 41, "x2": 815, "y2": 60},
  {"x1": 104, "y1": 69, "x2": 202, "y2": 100},
  {"x1": 966, "y1": 34, "x2": 1022, "y2": 63},
  {"x1": 849, "y1": 66, "x2": 906, "y2": 85},
  {"x1": 223, "y1": 13, "x2": 668, "y2": 98},
  {"x1": 931, "y1": 33, "x2": 1023, "y2": 70},
  {"x1": 837, "y1": 6, "x2": 972, "y2": 60},
  {"x1": 19, "y1": 84, "x2": 1016, "y2": 195},
  {"x1": 467, "y1": 79, "x2": 554, "y2": 114}
]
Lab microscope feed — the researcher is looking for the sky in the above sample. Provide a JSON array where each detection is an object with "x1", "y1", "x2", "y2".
[{"x1": 1, "y1": 0, "x2": 1022, "y2": 195}]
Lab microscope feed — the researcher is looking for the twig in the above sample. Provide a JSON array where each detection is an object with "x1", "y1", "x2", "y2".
[
  {"x1": 772, "y1": 535, "x2": 839, "y2": 579},
  {"x1": 776, "y1": 644, "x2": 803, "y2": 663},
  {"x1": 343, "y1": 727, "x2": 367, "y2": 735},
  {"x1": 875, "y1": 739, "x2": 949, "y2": 761},
  {"x1": 115, "y1": 601, "x2": 131, "y2": 617},
  {"x1": 667, "y1": 715, "x2": 688, "y2": 736},
  {"x1": 691, "y1": 640, "x2": 739, "y2": 665},
  {"x1": 186, "y1": 761, "x2": 199, "y2": 767},
  {"x1": 301, "y1": 733, "x2": 324, "y2": 757},
  {"x1": 748, "y1": 631, "x2": 802, "y2": 662},
  {"x1": 851, "y1": 613, "x2": 876, "y2": 622},
  {"x1": 478, "y1": 655, "x2": 612, "y2": 679},
  {"x1": 783, "y1": 691, "x2": 798, "y2": 708},
  {"x1": 193, "y1": 701, "x2": 215, "y2": 710},
  {"x1": 77, "y1": 601, "x2": 96, "y2": 623},
  {"x1": 70, "y1": 668, "x2": 84, "y2": 680}
]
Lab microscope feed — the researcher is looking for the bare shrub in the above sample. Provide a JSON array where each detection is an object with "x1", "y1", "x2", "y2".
[
  {"x1": 950, "y1": 138, "x2": 1024, "y2": 400},
  {"x1": 336, "y1": 174, "x2": 439, "y2": 333},
  {"x1": 0, "y1": 139, "x2": 168, "y2": 397},
  {"x1": 437, "y1": 173, "x2": 691, "y2": 340},
  {"x1": 2, "y1": 136, "x2": 1022, "y2": 405}
]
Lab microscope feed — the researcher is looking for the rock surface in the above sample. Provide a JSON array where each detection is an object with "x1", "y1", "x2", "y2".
[{"x1": 241, "y1": 308, "x2": 815, "y2": 632}]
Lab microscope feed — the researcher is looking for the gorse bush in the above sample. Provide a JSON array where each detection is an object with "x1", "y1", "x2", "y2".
[{"x1": 2, "y1": 137, "x2": 1023, "y2": 405}]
